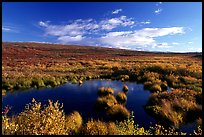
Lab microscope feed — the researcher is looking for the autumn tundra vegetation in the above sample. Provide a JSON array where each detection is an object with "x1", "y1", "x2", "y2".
[{"x1": 2, "y1": 42, "x2": 202, "y2": 135}]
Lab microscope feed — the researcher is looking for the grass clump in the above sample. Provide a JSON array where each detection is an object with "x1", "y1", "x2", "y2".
[
  {"x1": 107, "y1": 104, "x2": 130, "y2": 121},
  {"x1": 2, "y1": 89, "x2": 6, "y2": 96},
  {"x1": 145, "y1": 89, "x2": 202, "y2": 127},
  {"x1": 122, "y1": 85, "x2": 128, "y2": 93},
  {"x1": 95, "y1": 95, "x2": 117, "y2": 110},
  {"x1": 97, "y1": 87, "x2": 114, "y2": 96},
  {"x1": 71, "y1": 79, "x2": 78, "y2": 84},
  {"x1": 149, "y1": 84, "x2": 162, "y2": 93},
  {"x1": 116, "y1": 91, "x2": 127, "y2": 104}
]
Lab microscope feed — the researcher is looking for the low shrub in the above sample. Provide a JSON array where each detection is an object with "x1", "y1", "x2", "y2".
[
  {"x1": 83, "y1": 119, "x2": 108, "y2": 135},
  {"x1": 2, "y1": 99, "x2": 82, "y2": 135},
  {"x1": 65, "y1": 111, "x2": 83, "y2": 135}
]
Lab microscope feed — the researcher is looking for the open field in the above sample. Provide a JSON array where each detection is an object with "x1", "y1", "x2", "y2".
[{"x1": 2, "y1": 42, "x2": 202, "y2": 135}]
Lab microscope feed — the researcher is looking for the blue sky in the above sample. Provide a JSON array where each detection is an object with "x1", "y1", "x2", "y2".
[{"x1": 2, "y1": 2, "x2": 202, "y2": 52}]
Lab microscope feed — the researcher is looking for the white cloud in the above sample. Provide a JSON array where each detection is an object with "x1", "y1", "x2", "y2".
[
  {"x1": 58, "y1": 35, "x2": 84, "y2": 43},
  {"x1": 99, "y1": 16, "x2": 135, "y2": 30},
  {"x1": 155, "y1": 8, "x2": 162, "y2": 14},
  {"x1": 112, "y1": 9, "x2": 122, "y2": 14},
  {"x1": 2, "y1": 26, "x2": 19, "y2": 33},
  {"x1": 156, "y1": 2, "x2": 162, "y2": 6},
  {"x1": 99, "y1": 27, "x2": 185, "y2": 49},
  {"x1": 135, "y1": 27, "x2": 184, "y2": 37},
  {"x1": 39, "y1": 16, "x2": 134, "y2": 37},
  {"x1": 188, "y1": 41, "x2": 193, "y2": 44},
  {"x1": 39, "y1": 21, "x2": 49, "y2": 27},
  {"x1": 2, "y1": 27, "x2": 11, "y2": 32},
  {"x1": 172, "y1": 42, "x2": 179, "y2": 45},
  {"x1": 141, "y1": 21, "x2": 151, "y2": 25}
]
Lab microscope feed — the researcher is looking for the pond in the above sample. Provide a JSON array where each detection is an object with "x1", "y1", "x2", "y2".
[{"x1": 2, "y1": 79, "x2": 196, "y2": 134}]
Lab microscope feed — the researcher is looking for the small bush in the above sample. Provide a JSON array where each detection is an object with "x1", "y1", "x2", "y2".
[
  {"x1": 2, "y1": 99, "x2": 82, "y2": 135},
  {"x1": 107, "y1": 104, "x2": 130, "y2": 121},
  {"x1": 65, "y1": 111, "x2": 83, "y2": 135},
  {"x1": 83, "y1": 119, "x2": 108, "y2": 135},
  {"x1": 116, "y1": 92, "x2": 127, "y2": 104}
]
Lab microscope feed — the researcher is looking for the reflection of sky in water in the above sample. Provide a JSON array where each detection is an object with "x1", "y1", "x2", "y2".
[{"x1": 2, "y1": 80, "x2": 195, "y2": 133}]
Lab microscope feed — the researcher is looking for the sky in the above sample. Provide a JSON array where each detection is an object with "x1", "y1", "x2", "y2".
[{"x1": 2, "y1": 2, "x2": 202, "y2": 52}]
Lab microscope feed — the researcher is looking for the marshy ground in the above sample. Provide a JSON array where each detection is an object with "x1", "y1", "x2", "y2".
[{"x1": 2, "y1": 42, "x2": 202, "y2": 135}]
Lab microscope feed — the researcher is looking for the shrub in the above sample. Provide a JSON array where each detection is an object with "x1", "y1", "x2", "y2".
[
  {"x1": 83, "y1": 119, "x2": 108, "y2": 135},
  {"x1": 116, "y1": 92, "x2": 127, "y2": 104},
  {"x1": 97, "y1": 87, "x2": 114, "y2": 96},
  {"x1": 95, "y1": 95, "x2": 117, "y2": 110},
  {"x1": 122, "y1": 85, "x2": 128, "y2": 93},
  {"x1": 65, "y1": 111, "x2": 83, "y2": 135},
  {"x1": 2, "y1": 99, "x2": 82, "y2": 135},
  {"x1": 107, "y1": 104, "x2": 130, "y2": 121}
]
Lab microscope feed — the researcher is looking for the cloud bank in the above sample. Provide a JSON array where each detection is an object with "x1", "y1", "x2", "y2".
[{"x1": 38, "y1": 8, "x2": 187, "y2": 50}]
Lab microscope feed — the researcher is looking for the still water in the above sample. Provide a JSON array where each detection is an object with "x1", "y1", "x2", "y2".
[{"x1": 2, "y1": 80, "x2": 196, "y2": 133}]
